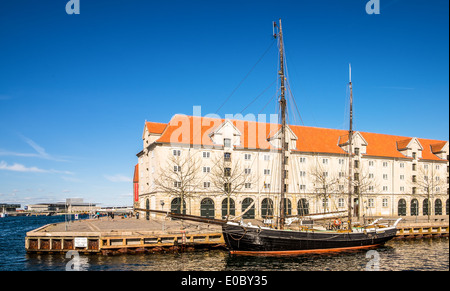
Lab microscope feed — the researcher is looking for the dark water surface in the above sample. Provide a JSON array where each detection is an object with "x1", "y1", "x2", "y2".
[{"x1": 1, "y1": 216, "x2": 448, "y2": 271}]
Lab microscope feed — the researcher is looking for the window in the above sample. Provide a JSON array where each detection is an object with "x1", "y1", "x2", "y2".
[
  {"x1": 300, "y1": 171, "x2": 306, "y2": 177},
  {"x1": 369, "y1": 186, "x2": 374, "y2": 192},
  {"x1": 400, "y1": 175, "x2": 405, "y2": 180},
  {"x1": 412, "y1": 164, "x2": 417, "y2": 171},
  {"x1": 354, "y1": 160, "x2": 360, "y2": 168},
  {"x1": 323, "y1": 158, "x2": 328, "y2": 164},
  {"x1": 383, "y1": 186, "x2": 388, "y2": 192},
  {"x1": 338, "y1": 198, "x2": 345, "y2": 208},
  {"x1": 369, "y1": 161, "x2": 374, "y2": 167},
  {"x1": 382, "y1": 198, "x2": 389, "y2": 208},
  {"x1": 355, "y1": 148, "x2": 360, "y2": 155},
  {"x1": 264, "y1": 155, "x2": 270, "y2": 161},
  {"x1": 298, "y1": 199, "x2": 309, "y2": 216},
  {"x1": 203, "y1": 152, "x2": 210, "y2": 158},
  {"x1": 398, "y1": 199, "x2": 407, "y2": 216},
  {"x1": 264, "y1": 183, "x2": 271, "y2": 189},
  {"x1": 339, "y1": 185, "x2": 344, "y2": 191},
  {"x1": 299, "y1": 185, "x2": 306, "y2": 191},
  {"x1": 323, "y1": 172, "x2": 328, "y2": 177},
  {"x1": 174, "y1": 166, "x2": 181, "y2": 172},
  {"x1": 204, "y1": 182, "x2": 211, "y2": 188},
  {"x1": 203, "y1": 167, "x2": 210, "y2": 173},
  {"x1": 369, "y1": 173, "x2": 374, "y2": 179},
  {"x1": 400, "y1": 186, "x2": 405, "y2": 192},
  {"x1": 224, "y1": 183, "x2": 231, "y2": 193},
  {"x1": 244, "y1": 154, "x2": 251, "y2": 160},
  {"x1": 299, "y1": 157, "x2": 306, "y2": 163},
  {"x1": 224, "y1": 138, "x2": 231, "y2": 148},
  {"x1": 368, "y1": 199, "x2": 374, "y2": 208},
  {"x1": 412, "y1": 152, "x2": 417, "y2": 159},
  {"x1": 173, "y1": 149, "x2": 181, "y2": 156},
  {"x1": 400, "y1": 163, "x2": 405, "y2": 168},
  {"x1": 264, "y1": 169, "x2": 271, "y2": 175},
  {"x1": 339, "y1": 159, "x2": 345, "y2": 165},
  {"x1": 383, "y1": 162, "x2": 388, "y2": 168},
  {"x1": 354, "y1": 173, "x2": 359, "y2": 180},
  {"x1": 244, "y1": 183, "x2": 252, "y2": 189},
  {"x1": 322, "y1": 198, "x2": 329, "y2": 209},
  {"x1": 224, "y1": 152, "x2": 231, "y2": 161},
  {"x1": 244, "y1": 168, "x2": 251, "y2": 175},
  {"x1": 174, "y1": 181, "x2": 182, "y2": 188},
  {"x1": 412, "y1": 187, "x2": 417, "y2": 194},
  {"x1": 383, "y1": 174, "x2": 388, "y2": 180},
  {"x1": 224, "y1": 168, "x2": 231, "y2": 177},
  {"x1": 412, "y1": 175, "x2": 417, "y2": 183}
]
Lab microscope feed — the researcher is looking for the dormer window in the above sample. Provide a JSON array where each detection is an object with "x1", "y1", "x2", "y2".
[
  {"x1": 224, "y1": 138, "x2": 231, "y2": 148},
  {"x1": 412, "y1": 152, "x2": 417, "y2": 159},
  {"x1": 355, "y1": 147, "x2": 360, "y2": 155}
]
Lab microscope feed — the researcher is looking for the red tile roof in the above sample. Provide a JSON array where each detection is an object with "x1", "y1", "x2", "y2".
[
  {"x1": 145, "y1": 115, "x2": 448, "y2": 162},
  {"x1": 145, "y1": 122, "x2": 167, "y2": 135}
]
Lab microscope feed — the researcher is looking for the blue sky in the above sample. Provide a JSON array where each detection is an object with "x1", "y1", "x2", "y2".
[{"x1": 0, "y1": 0, "x2": 448, "y2": 207}]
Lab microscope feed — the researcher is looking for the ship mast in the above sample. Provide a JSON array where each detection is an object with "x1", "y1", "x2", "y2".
[
  {"x1": 274, "y1": 19, "x2": 287, "y2": 230},
  {"x1": 347, "y1": 64, "x2": 354, "y2": 231}
]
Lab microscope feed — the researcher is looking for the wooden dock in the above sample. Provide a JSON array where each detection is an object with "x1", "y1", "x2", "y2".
[
  {"x1": 394, "y1": 225, "x2": 449, "y2": 240},
  {"x1": 25, "y1": 217, "x2": 225, "y2": 255}
]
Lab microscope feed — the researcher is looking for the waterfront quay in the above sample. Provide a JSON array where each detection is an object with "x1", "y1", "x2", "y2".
[
  {"x1": 25, "y1": 215, "x2": 224, "y2": 255},
  {"x1": 25, "y1": 215, "x2": 448, "y2": 255}
]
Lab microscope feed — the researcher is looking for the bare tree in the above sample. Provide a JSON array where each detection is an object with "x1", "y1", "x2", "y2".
[
  {"x1": 210, "y1": 152, "x2": 255, "y2": 219},
  {"x1": 413, "y1": 163, "x2": 447, "y2": 221},
  {"x1": 154, "y1": 151, "x2": 201, "y2": 215},
  {"x1": 351, "y1": 163, "x2": 380, "y2": 220},
  {"x1": 309, "y1": 158, "x2": 341, "y2": 213}
]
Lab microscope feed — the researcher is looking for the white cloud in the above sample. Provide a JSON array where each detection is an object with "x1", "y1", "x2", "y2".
[
  {"x1": 0, "y1": 134, "x2": 69, "y2": 162},
  {"x1": 0, "y1": 161, "x2": 48, "y2": 173},
  {"x1": 104, "y1": 174, "x2": 132, "y2": 183},
  {"x1": 0, "y1": 161, "x2": 73, "y2": 174}
]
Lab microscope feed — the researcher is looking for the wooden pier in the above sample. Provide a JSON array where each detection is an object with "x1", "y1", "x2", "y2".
[
  {"x1": 25, "y1": 217, "x2": 225, "y2": 255},
  {"x1": 394, "y1": 225, "x2": 449, "y2": 240}
]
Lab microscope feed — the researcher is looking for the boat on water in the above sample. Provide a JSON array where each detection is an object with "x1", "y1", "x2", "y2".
[
  {"x1": 222, "y1": 218, "x2": 401, "y2": 255},
  {"x1": 221, "y1": 19, "x2": 402, "y2": 255}
]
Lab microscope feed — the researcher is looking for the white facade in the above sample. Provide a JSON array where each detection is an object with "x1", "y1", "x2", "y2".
[{"x1": 136, "y1": 116, "x2": 449, "y2": 221}]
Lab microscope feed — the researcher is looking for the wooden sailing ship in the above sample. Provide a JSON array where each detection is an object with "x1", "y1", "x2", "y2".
[{"x1": 220, "y1": 19, "x2": 402, "y2": 255}]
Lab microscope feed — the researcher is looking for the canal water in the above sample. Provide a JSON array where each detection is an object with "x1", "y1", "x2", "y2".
[{"x1": 1, "y1": 216, "x2": 448, "y2": 271}]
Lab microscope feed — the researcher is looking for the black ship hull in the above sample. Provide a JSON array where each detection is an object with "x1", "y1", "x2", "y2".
[{"x1": 222, "y1": 223, "x2": 398, "y2": 255}]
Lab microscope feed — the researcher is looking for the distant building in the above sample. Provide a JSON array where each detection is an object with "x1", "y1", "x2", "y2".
[
  {"x1": 0, "y1": 204, "x2": 21, "y2": 213},
  {"x1": 26, "y1": 198, "x2": 97, "y2": 213}
]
